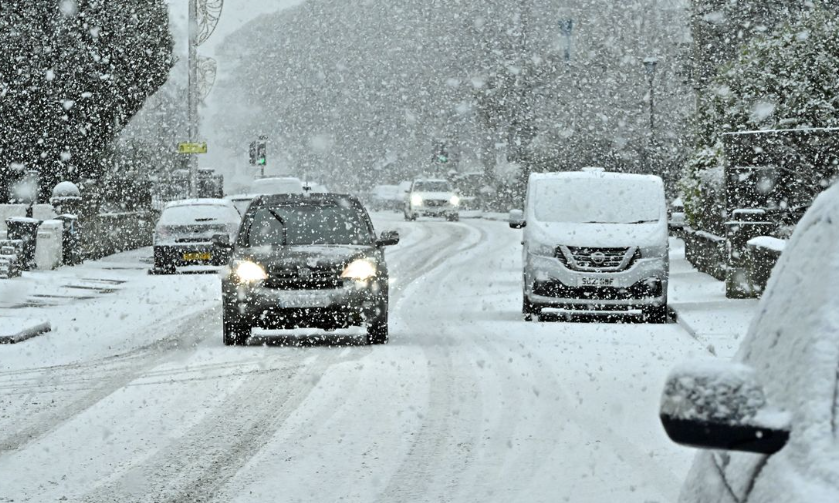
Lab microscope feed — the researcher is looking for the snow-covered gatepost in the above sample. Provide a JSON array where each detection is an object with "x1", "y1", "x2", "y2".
[{"x1": 722, "y1": 128, "x2": 839, "y2": 298}]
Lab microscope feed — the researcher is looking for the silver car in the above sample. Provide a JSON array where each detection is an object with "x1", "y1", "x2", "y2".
[{"x1": 152, "y1": 199, "x2": 241, "y2": 274}]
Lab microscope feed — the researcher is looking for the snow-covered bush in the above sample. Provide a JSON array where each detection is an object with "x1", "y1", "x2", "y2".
[{"x1": 682, "y1": 5, "x2": 839, "y2": 233}]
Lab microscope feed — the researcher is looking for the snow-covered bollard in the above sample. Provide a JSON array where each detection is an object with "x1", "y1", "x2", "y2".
[{"x1": 35, "y1": 219, "x2": 64, "y2": 270}]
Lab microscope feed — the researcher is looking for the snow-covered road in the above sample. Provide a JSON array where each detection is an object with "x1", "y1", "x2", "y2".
[{"x1": 0, "y1": 215, "x2": 711, "y2": 502}]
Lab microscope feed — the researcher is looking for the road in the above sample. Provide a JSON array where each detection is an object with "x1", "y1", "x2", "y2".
[{"x1": 0, "y1": 214, "x2": 711, "y2": 502}]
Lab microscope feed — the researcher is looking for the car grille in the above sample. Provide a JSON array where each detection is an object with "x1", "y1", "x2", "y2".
[
  {"x1": 263, "y1": 268, "x2": 344, "y2": 290},
  {"x1": 533, "y1": 278, "x2": 662, "y2": 300},
  {"x1": 557, "y1": 246, "x2": 637, "y2": 272},
  {"x1": 423, "y1": 199, "x2": 448, "y2": 208}
]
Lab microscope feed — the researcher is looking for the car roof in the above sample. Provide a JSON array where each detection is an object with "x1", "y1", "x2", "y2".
[
  {"x1": 252, "y1": 193, "x2": 362, "y2": 206},
  {"x1": 224, "y1": 194, "x2": 260, "y2": 201},
  {"x1": 164, "y1": 198, "x2": 233, "y2": 208}
]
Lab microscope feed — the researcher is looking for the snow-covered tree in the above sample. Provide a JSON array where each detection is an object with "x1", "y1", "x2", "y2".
[{"x1": 0, "y1": 0, "x2": 173, "y2": 203}]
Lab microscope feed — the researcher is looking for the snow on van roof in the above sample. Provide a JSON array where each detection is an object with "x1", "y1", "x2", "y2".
[{"x1": 529, "y1": 171, "x2": 663, "y2": 185}]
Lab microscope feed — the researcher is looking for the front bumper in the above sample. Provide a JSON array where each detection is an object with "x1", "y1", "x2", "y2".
[
  {"x1": 525, "y1": 252, "x2": 668, "y2": 309},
  {"x1": 410, "y1": 203, "x2": 458, "y2": 216},
  {"x1": 224, "y1": 279, "x2": 386, "y2": 329}
]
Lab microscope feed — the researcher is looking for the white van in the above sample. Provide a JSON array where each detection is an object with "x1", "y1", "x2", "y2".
[{"x1": 509, "y1": 170, "x2": 669, "y2": 321}]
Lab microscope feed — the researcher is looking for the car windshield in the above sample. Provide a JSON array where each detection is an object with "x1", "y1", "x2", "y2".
[
  {"x1": 533, "y1": 178, "x2": 663, "y2": 224},
  {"x1": 414, "y1": 181, "x2": 450, "y2": 192},
  {"x1": 246, "y1": 204, "x2": 373, "y2": 246},
  {"x1": 159, "y1": 205, "x2": 235, "y2": 225}
]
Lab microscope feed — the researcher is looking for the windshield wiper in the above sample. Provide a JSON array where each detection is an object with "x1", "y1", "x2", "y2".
[{"x1": 267, "y1": 209, "x2": 288, "y2": 246}]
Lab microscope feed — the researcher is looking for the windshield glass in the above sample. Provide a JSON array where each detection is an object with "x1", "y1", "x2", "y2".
[
  {"x1": 246, "y1": 204, "x2": 373, "y2": 246},
  {"x1": 533, "y1": 178, "x2": 663, "y2": 224},
  {"x1": 414, "y1": 181, "x2": 450, "y2": 192},
  {"x1": 159, "y1": 205, "x2": 236, "y2": 225}
]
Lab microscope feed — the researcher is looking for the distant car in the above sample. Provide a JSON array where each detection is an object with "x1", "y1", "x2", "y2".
[
  {"x1": 669, "y1": 197, "x2": 686, "y2": 233},
  {"x1": 152, "y1": 199, "x2": 241, "y2": 273},
  {"x1": 510, "y1": 170, "x2": 669, "y2": 321},
  {"x1": 217, "y1": 193, "x2": 400, "y2": 346},
  {"x1": 249, "y1": 177, "x2": 305, "y2": 196},
  {"x1": 404, "y1": 179, "x2": 460, "y2": 221},
  {"x1": 225, "y1": 194, "x2": 259, "y2": 217},
  {"x1": 659, "y1": 183, "x2": 839, "y2": 503}
]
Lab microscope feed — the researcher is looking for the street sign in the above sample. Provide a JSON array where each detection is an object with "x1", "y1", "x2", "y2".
[{"x1": 178, "y1": 142, "x2": 208, "y2": 154}]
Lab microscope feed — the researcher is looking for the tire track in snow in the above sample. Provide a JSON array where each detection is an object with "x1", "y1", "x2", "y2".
[
  {"x1": 78, "y1": 219, "x2": 479, "y2": 502},
  {"x1": 0, "y1": 306, "x2": 219, "y2": 454}
]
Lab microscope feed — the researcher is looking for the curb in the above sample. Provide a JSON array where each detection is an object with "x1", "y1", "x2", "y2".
[
  {"x1": 670, "y1": 306, "x2": 700, "y2": 341},
  {"x1": 0, "y1": 321, "x2": 52, "y2": 344}
]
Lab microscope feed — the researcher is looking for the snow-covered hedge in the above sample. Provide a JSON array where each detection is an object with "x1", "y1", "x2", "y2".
[{"x1": 681, "y1": 6, "x2": 839, "y2": 234}]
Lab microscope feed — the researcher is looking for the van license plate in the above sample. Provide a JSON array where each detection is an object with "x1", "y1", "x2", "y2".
[
  {"x1": 579, "y1": 277, "x2": 614, "y2": 287},
  {"x1": 183, "y1": 252, "x2": 211, "y2": 261}
]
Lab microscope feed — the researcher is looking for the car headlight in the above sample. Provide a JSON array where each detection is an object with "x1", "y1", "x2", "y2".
[
  {"x1": 341, "y1": 258, "x2": 378, "y2": 280},
  {"x1": 449, "y1": 195, "x2": 460, "y2": 206},
  {"x1": 411, "y1": 194, "x2": 423, "y2": 206},
  {"x1": 234, "y1": 261, "x2": 268, "y2": 283}
]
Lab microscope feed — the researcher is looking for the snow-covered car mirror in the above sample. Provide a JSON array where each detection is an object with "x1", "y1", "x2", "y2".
[
  {"x1": 509, "y1": 209, "x2": 525, "y2": 229},
  {"x1": 660, "y1": 360, "x2": 790, "y2": 455}
]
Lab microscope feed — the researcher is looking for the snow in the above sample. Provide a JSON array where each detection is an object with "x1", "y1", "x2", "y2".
[
  {"x1": 158, "y1": 202, "x2": 240, "y2": 226},
  {"x1": 249, "y1": 177, "x2": 305, "y2": 195},
  {"x1": 748, "y1": 236, "x2": 787, "y2": 252}
]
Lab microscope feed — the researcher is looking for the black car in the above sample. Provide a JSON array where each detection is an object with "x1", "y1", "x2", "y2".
[{"x1": 216, "y1": 194, "x2": 400, "y2": 346}]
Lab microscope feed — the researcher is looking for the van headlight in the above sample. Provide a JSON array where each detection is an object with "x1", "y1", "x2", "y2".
[
  {"x1": 234, "y1": 261, "x2": 268, "y2": 283},
  {"x1": 529, "y1": 242, "x2": 556, "y2": 257},
  {"x1": 341, "y1": 258, "x2": 378, "y2": 280},
  {"x1": 411, "y1": 194, "x2": 423, "y2": 207},
  {"x1": 449, "y1": 195, "x2": 460, "y2": 206}
]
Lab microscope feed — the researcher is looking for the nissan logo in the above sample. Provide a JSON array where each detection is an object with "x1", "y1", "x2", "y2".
[{"x1": 590, "y1": 252, "x2": 606, "y2": 265}]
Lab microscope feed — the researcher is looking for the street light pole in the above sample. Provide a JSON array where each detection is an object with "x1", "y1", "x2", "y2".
[{"x1": 188, "y1": 0, "x2": 199, "y2": 198}]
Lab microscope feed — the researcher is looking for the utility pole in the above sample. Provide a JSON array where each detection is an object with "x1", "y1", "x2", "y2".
[
  {"x1": 559, "y1": 19, "x2": 573, "y2": 64},
  {"x1": 187, "y1": 0, "x2": 199, "y2": 198},
  {"x1": 644, "y1": 57, "x2": 658, "y2": 133}
]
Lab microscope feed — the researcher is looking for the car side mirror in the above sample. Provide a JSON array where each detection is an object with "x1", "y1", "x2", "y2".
[
  {"x1": 660, "y1": 361, "x2": 790, "y2": 455},
  {"x1": 377, "y1": 230, "x2": 400, "y2": 247},
  {"x1": 212, "y1": 234, "x2": 233, "y2": 249},
  {"x1": 509, "y1": 209, "x2": 526, "y2": 229}
]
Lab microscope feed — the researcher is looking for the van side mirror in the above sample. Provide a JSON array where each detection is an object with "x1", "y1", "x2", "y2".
[
  {"x1": 660, "y1": 361, "x2": 790, "y2": 455},
  {"x1": 212, "y1": 234, "x2": 233, "y2": 250},
  {"x1": 377, "y1": 230, "x2": 400, "y2": 247},
  {"x1": 509, "y1": 209, "x2": 526, "y2": 229}
]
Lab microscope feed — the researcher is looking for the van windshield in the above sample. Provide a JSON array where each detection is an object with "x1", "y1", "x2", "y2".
[{"x1": 533, "y1": 178, "x2": 662, "y2": 224}]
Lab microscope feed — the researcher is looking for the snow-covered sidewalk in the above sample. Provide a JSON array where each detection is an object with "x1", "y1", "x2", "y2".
[{"x1": 668, "y1": 238, "x2": 758, "y2": 359}]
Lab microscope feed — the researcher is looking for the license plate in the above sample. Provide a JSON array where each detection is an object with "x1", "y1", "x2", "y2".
[
  {"x1": 183, "y1": 252, "x2": 211, "y2": 261},
  {"x1": 277, "y1": 292, "x2": 332, "y2": 308},
  {"x1": 579, "y1": 277, "x2": 614, "y2": 287}
]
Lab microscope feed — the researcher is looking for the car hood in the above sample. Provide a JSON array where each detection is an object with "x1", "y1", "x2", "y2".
[
  {"x1": 529, "y1": 220, "x2": 666, "y2": 248},
  {"x1": 236, "y1": 245, "x2": 375, "y2": 273}
]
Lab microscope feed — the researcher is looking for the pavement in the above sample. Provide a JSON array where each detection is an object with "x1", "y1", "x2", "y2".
[{"x1": 668, "y1": 237, "x2": 759, "y2": 359}]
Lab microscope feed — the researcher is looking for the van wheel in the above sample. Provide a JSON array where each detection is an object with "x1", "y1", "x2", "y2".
[{"x1": 523, "y1": 295, "x2": 540, "y2": 321}]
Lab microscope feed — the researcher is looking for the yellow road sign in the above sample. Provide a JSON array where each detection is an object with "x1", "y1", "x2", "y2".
[{"x1": 177, "y1": 142, "x2": 208, "y2": 154}]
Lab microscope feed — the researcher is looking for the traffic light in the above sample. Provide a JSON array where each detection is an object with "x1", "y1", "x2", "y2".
[
  {"x1": 249, "y1": 140, "x2": 267, "y2": 166},
  {"x1": 256, "y1": 141, "x2": 266, "y2": 166}
]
